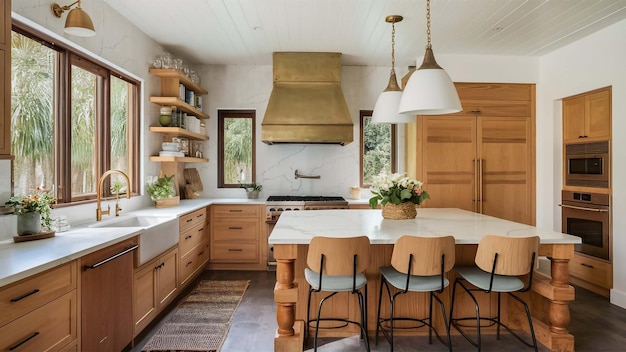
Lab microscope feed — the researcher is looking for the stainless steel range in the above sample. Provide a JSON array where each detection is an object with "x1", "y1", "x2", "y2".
[{"x1": 265, "y1": 196, "x2": 349, "y2": 268}]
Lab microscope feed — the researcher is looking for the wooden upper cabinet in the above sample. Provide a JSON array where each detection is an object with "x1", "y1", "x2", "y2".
[{"x1": 563, "y1": 87, "x2": 611, "y2": 143}]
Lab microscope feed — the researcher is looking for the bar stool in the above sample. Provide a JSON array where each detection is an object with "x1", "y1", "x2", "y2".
[
  {"x1": 305, "y1": 236, "x2": 371, "y2": 352},
  {"x1": 375, "y1": 235, "x2": 455, "y2": 352},
  {"x1": 449, "y1": 235, "x2": 540, "y2": 352}
]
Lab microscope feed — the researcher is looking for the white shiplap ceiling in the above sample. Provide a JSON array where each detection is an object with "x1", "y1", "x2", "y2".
[{"x1": 103, "y1": 0, "x2": 626, "y2": 67}]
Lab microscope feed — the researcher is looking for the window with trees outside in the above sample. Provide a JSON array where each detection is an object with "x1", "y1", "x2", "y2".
[
  {"x1": 360, "y1": 110, "x2": 396, "y2": 187},
  {"x1": 218, "y1": 110, "x2": 256, "y2": 188},
  {"x1": 11, "y1": 24, "x2": 140, "y2": 205}
]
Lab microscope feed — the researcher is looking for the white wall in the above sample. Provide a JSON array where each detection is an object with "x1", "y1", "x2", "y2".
[
  {"x1": 196, "y1": 64, "x2": 399, "y2": 200},
  {"x1": 538, "y1": 19, "x2": 626, "y2": 308}
]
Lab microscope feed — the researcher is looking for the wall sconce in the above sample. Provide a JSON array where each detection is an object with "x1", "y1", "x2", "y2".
[{"x1": 51, "y1": 0, "x2": 96, "y2": 37}]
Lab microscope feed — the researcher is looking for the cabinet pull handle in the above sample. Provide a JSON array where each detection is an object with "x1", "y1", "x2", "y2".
[
  {"x1": 197, "y1": 213, "x2": 204, "y2": 218},
  {"x1": 9, "y1": 332, "x2": 39, "y2": 350},
  {"x1": 186, "y1": 218, "x2": 193, "y2": 223},
  {"x1": 229, "y1": 209, "x2": 243, "y2": 212},
  {"x1": 198, "y1": 251, "x2": 204, "y2": 256},
  {"x1": 581, "y1": 263, "x2": 594, "y2": 269},
  {"x1": 229, "y1": 226, "x2": 243, "y2": 230},
  {"x1": 10, "y1": 289, "x2": 40, "y2": 302},
  {"x1": 185, "y1": 235, "x2": 193, "y2": 240},
  {"x1": 84, "y1": 245, "x2": 138, "y2": 270},
  {"x1": 186, "y1": 261, "x2": 193, "y2": 267},
  {"x1": 228, "y1": 248, "x2": 243, "y2": 252},
  {"x1": 198, "y1": 228, "x2": 204, "y2": 232}
]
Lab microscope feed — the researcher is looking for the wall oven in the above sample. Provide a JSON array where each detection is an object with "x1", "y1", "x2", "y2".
[
  {"x1": 560, "y1": 190, "x2": 611, "y2": 260},
  {"x1": 565, "y1": 141, "x2": 610, "y2": 189}
]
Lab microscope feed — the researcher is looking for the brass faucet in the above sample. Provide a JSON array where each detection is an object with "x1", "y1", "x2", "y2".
[{"x1": 96, "y1": 170, "x2": 131, "y2": 221}]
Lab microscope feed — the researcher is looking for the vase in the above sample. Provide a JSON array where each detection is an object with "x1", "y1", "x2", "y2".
[
  {"x1": 246, "y1": 190, "x2": 260, "y2": 199},
  {"x1": 17, "y1": 212, "x2": 42, "y2": 235},
  {"x1": 382, "y1": 202, "x2": 417, "y2": 220}
]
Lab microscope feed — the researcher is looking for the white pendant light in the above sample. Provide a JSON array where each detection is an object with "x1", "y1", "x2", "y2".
[
  {"x1": 398, "y1": 0, "x2": 461, "y2": 115},
  {"x1": 371, "y1": 15, "x2": 414, "y2": 124}
]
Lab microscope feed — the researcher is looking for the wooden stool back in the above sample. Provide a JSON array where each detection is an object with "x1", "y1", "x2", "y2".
[
  {"x1": 390, "y1": 235, "x2": 456, "y2": 275},
  {"x1": 475, "y1": 235, "x2": 540, "y2": 276},
  {"x1": 306, "y1": 236, "x2": 370, "y2": 276}
]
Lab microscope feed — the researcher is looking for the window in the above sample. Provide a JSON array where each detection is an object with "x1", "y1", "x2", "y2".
[
  {"x1": 11, "y1": 24, "x2": 140, "y2": 204},
  {"x1": 360, "y1": 110, "x2": 396, "y2": 187},
  {"x1": 218, "y1": 110, "x2": 256, "y2": 188}
]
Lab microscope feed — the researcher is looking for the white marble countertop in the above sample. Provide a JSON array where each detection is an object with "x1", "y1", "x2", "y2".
[
  {"x1": 268, "y1": 208, "x2": 582, "y2": 245},
  {"x1": 0, "y1": 198, "x2": 265, "y2": 287}
]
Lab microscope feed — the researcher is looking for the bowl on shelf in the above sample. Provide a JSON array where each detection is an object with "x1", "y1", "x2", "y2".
[{"x1": 161, "y1": 142, "x2": 180, "y2": 151}]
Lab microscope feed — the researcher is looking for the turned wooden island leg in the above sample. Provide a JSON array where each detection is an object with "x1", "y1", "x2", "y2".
[
  {"x1": 274, "y1": 244, "x2": 305, "y2": 352},
  {"x1": 531, "y1": 244, "x2": 576, "y2": 352}
]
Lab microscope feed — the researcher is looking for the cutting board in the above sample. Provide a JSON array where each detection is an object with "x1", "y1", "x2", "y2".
[{"x1": 183, "y1": 168, "x2": 203, "y2": 199}]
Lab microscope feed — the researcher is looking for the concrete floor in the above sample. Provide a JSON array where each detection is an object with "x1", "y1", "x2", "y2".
[{"x1": 133, "y1": 270, "x2": 626, "y2": 352}]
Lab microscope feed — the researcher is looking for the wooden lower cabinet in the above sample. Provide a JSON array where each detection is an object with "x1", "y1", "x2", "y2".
[
  {"x1": 180, "y1": 240, "x2": 210, "y2": 287},
  {"x1": 569, "y1": 252, "x2": 613, "y2": 297},
  {"x1": 133, "y1": 246, "x2": 179, "y2": 336},
  {"x1": 178, "y1": 207, "x2": 211, "y2": 288},
  {"x1": 81, "y1": 237, "x2": 137, "y2": 352},
  {"x1": 209, "y1": 204, "x2": 266, "y2": 270},
  {"x1": 0, "y1": 262, "x2": 78, "y2": 352}
]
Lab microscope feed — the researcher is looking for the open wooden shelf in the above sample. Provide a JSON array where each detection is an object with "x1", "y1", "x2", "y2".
[
  {"x1": 149, "y1": 127, "x2": 208, "y2": 141},
  {"x1": 149, "y1": 68, "x2": 207, "y2": 94},
  {"x1": 149, "y1": 156, "x2": 208, "y2": 163},
  {"x1": 149, "y1": 97, "x2": 209, "y2": 119}
]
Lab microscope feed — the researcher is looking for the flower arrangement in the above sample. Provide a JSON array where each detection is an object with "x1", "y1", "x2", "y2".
[
  {"x1": 369, "y1": 172, "x2": 430, "y2": 208},
  {"x1": 5, "y1": 187, "x2": 57, "y2": 229}
]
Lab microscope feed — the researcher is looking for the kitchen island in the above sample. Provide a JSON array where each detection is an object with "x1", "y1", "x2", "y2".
[{"x1": 269, "y1": 208, "x2": 581, "y2": 352}]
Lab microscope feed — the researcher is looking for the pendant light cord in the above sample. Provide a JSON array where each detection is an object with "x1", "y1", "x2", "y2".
[
  {"x1": 391, "y1": 21, "x2": 396, "y2": 75},
  {"x1": 426, "y1": 0, "x2": 432, "y2": 49}
]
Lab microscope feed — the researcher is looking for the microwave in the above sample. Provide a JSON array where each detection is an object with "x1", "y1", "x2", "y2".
[{"x1": 565, "y1": 141, "x2": 610, "y2": 189}]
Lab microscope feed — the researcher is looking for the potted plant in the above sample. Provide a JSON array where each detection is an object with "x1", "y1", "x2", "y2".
[
  {"x1": 240, "y1": 183, "x2": 262, "y2": 199},
  {"x1": 369, "y1": 172, "x2": 430, "y2": 219},
  {"x1": 6, "y1": 187, "x2": 57, "y2": 235},
  {"x1": 146, "y1": 174, "x2": 179, "y2": 207}
]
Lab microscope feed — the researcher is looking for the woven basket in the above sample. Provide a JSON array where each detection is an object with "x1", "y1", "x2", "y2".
[{"x1": 382, "y1": 202, "x2": 417, "y2": 220}]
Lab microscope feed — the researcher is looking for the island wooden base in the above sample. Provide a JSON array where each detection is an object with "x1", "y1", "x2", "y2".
[{"x1": 273, "y1": 243, "x2": 576, "y2": 352}]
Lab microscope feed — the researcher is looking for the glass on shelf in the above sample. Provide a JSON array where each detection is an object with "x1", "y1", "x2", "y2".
[
  {"x1": 182, "y1": 64, "x2": 190, "y2": 77},
  {"x1": 174, "y1": 58, "x2": 183, "y2": 71},
  {"x1": 161, "y1": 52, "x2": 173, "y2": 69},
  {"x1": 151, "y1": 56, "x2": 162, "y2": 69}
]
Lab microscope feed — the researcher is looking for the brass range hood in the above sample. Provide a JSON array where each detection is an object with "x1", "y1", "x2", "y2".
[{"x1": 262, "y1": 52, "x2": 353, "y2": 145}]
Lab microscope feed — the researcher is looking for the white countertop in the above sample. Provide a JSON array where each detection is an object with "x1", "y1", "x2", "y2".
[
  {"x1": 0, "y1": 198, "x2": 265, "y2": 287},
  {"x1": 268, "y1": 208, "x2": 582, "y2": 245}
]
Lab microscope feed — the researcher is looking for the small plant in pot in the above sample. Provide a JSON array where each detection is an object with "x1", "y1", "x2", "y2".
[
  {"x1": 240, "y1": 183, "x2": 262, "y2": 199},
  {"x1": 146, "y1": 174, "x2": 179, "y2": 207}
]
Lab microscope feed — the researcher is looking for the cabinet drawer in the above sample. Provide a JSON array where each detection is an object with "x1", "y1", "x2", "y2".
[
  {"x1": 180, "y1": 207, "x2": 207, "y2": 233},
  {"x1": 212, "y1": 204, "x2": 260, "y2": 217},
  {"x1": 0, "y1": 261, "x2": 77, "y2": 327},
  {"x1": 179, "y1": 223, "x2": 207, "y2": 257},
  {"x1": 212, "y1": 219, "x2": 259, "y2": 241},
  {"x1": 179, "y1": 241, "x2": 209, "y2": 287},
  {"x1": 0, "y1": 290, "x2": 77, "y2": 352},
  {"x1": 211, "y1": 242, "x2": 259, "y2": 263},
  {"x1": 569, "y1": 254, "x2": 612, "y2": 289}
]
